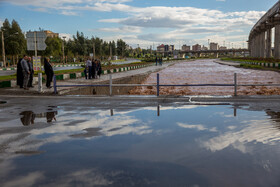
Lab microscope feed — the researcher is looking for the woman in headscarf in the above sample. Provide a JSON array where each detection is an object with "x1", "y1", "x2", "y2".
[{"x1": 44, "y1": 57, "x2": 54, "y2": 88}]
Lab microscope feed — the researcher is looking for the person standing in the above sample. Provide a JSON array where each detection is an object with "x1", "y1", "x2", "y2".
[
  {"x1": 27, "y1": 57, "x2": 34, "y2": 88},
  {"x1": 44, "y1": 57, "x2": 54, "y2": 88},
  {"x1": 96, "y1": 60, "x2": 102, "y2": 78},
  {"x1": 16, "y1": 58, "x2": 24, "y2": 88},
  {"x1": 155, "y1": 57, "x2": 158, "y2": 66},
  {"x1": 92, "y1": 59, "x2": 96, "y2": 79},
  {"x1": 159, "y1": 57, "x2": 163, "y2": 66},
  {"x1": 21, "y1": 55, "x2": 30, "y2": 90},
  {"x1": 86, "y1": 58, "x2": 92, "y2": 79}
]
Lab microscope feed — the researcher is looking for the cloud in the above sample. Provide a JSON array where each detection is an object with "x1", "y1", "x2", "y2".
[
  {"x1": 202, "y1": 119, "x2": 280, "y2": 153},
  {"x1": 177, "y1": 122, "x2": 217, "y2": 132},
  {"x1": 95, "y1": 26, "x2": 142, "y2": 33}
]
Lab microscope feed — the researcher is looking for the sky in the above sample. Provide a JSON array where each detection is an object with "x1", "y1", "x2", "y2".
[{"x1": 0, "y1": 0, "x2": 278, "y2": 49}]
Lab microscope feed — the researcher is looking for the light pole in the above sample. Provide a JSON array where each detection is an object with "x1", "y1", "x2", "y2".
[
  {"x1": 62, "y1": 36, "x2": 66, "y2": 64},
  {"x1": 1, "y1": 30, "x2": 5, "y2": 68}
]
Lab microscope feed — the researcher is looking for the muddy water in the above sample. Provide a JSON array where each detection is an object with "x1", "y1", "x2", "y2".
[
  {"x1": 130, "y1": 59, "x2": 280, "y2": 96},
  {"x1": 65, "y1": 74, "x2": 148, "y2": 95}
]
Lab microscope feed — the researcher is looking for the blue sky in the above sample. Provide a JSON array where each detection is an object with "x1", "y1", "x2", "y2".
[{"x1": 0, "y1": 0, "x2": 277, "y2": 49}]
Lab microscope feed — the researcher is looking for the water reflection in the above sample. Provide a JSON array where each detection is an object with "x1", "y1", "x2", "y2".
[
  {"x1": 20, "y1": 111, "x2": 35, "y2": 126},
  {"x1": 1, "y1": 104, "x2": 280, "y2": 186},
  {"x1": 20, "y1": 111, "x2": 57, "y2": 126}
]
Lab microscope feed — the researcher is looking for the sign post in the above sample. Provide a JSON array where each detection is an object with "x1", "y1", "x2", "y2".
[{"x1": 27, "y1": 31, "x2": 47, "y2": 93}]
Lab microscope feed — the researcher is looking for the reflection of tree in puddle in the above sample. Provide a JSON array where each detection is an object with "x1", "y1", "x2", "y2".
[{"x1": 20, "y1": 111, "x2": 58, "y2": 126}]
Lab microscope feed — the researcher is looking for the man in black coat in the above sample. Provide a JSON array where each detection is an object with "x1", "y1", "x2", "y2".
[
  {"x1": 16, "y1": 58, "x2": 23, "y2": 88},
  {"x1": 44, "y1": 57, "x2": 54, "y2": 88},
  {"x1": 27, "y1": 57, "x2": 34, "y2": 88}
]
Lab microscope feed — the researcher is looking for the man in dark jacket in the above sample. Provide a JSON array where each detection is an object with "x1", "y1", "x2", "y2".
[
  {"x1": 27, "y1": 57, "x2": 34, "y2": 87},
  {"x1": 44, "y1": 57, "x2": 54, "y2": 88},
  {"x1": 17, "y1": 58, "x2": 23, "y2": 88},
  {"x1": 21, "y1": 55, "x2": 30, "y2": 90}
]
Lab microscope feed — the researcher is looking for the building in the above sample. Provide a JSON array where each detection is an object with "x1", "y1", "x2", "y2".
[
  {"x1": 157, "y1": 44, "x2": 165, "y2": 52},
  {"x1": 201, "y1": 45, "x2": 208, "y2": 51},
  {"x1": 192, "y1": 44, "x2": 201, "y2": 51},
  {"x1": 170, "y1": 45, "x2": 175, "y2": 51},
  {"x1": 219, "y1": 46, "x2": 227, "y2": 50},
  {"x1": 210, "y1": 42, "x2": 219, "y2": 50},
  {"x1": 44, "y1": 30, "x2": 59, "y2": 38},
  {"x1": 182, "y1": 45, "x2": 191, "y2": 51}
]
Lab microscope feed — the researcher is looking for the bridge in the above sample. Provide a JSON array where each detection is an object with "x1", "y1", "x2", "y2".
[
  {"x1": 177, "y1": 49, "x2": 249, "y2": 58},
  {"x1": 248, "y1": 1, "x2": 280, "y2": 59}
]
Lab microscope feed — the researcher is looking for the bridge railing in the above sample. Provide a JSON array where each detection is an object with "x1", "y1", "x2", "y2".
[{"x1": 53, "y1": 73, "x2": 280, "y2": 96}]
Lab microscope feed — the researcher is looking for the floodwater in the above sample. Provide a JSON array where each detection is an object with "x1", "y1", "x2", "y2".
[
  {"x1": 1, "y1": 103, "x2": 280, "y2": 186},
  {"x1": 130, "y1": 59, "x2": 280, "y2": 95}
]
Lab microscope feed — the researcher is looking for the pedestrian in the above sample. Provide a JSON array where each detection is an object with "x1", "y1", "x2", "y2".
[
  {"x1": 86, "y1": 58, "x2": 92, "y2": 79},
  {"x1": 155, "y1": 57, "x2": 158, "y2": 66},
  {"x1": 92, "y1": 59, "x2": 96, "y2": 79},
  {"x1": 84, "y1": 62, "x2": 88, "y2": 79},
  {"x1": 44, "y1": 57, "x2": 54, "y2": 89},
  {"x1": 159, "y1": 57, "x2": 163, "y2": 66},
  {"x1": 27, "y1": 57, "x2": 34, "y2": 88},
  {"x1": 96, "y1": 60, "x2": 102, "y2": 78},
  {"x1": 16, "y1": 58, "x2": 24, "y2": 88},
  {"x1": 20, "y1": 55, "x2": 30, "y2": 90}
]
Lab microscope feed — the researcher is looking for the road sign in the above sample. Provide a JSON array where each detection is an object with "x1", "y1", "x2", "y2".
[
  {"x1": 26, "y1": 31, "x2": 47, "y2": 51},
  {"x1": 33, "y1": 56, "x2": 41, "y2": 71}
]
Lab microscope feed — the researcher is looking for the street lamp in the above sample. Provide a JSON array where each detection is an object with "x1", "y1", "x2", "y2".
[
  {"x1": 62, "y1": 36, "x2": 66, "y2": 64},
  {"x1": 1, "y1": 30, "x2": 18, "y2": 68}
]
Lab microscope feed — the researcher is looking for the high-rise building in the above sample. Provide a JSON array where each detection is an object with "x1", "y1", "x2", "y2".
[
  {"x1": 210, "y1": 42, "x2": 219, "y2": 50},
  {"x1": 182, "y1": 45, "x2": 191, "y2": 51},
  {"x1": 192, "y1": 44, "x2": 201, "y2": 51}
]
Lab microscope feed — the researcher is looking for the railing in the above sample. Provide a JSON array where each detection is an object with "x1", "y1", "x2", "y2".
[{"x1": 53, "y1": 73, "x2": 280, "y2": 96}]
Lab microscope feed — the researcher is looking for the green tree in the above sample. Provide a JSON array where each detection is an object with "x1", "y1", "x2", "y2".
[{"x1": 0, "y1": 19, "x2": 26, "y2": 65}]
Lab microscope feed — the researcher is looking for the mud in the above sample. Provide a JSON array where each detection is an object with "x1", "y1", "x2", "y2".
[{"x1": 129, "y1": 59, "x2": 280, "y2": 96}]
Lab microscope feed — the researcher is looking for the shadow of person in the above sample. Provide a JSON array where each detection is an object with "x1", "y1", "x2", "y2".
[
  {"x1": 20, "y1": 111, "x2": 35, "y2": 126},
  {"x1": 46, "y1": 111, "x2": 57, "y2": 123}
]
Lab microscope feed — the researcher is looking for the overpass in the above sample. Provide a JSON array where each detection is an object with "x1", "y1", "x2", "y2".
[{"x1": 248, "y1": 1, "x2": 280, "y2": 59}]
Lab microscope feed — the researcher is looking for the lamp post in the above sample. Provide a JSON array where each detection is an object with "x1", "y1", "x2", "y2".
[
  {"x1": 1, "y1": 30, "x2": 5, "y2": 68},
  {"x1": 62, "y1": 36, "x2": 66, "y2": 64}
]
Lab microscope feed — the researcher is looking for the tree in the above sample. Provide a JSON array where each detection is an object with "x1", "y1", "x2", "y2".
[{"x1": 0, "y1": 19, "x2": 26, "y2": 65}]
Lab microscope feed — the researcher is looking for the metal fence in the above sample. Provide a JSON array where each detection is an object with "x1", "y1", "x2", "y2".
[{"x1": 53, "y1": 73, "x2": 280, "y2": 96}]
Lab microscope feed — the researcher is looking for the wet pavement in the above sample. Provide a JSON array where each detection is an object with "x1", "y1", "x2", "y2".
[
  {"x1": 0, "y1": 96, "x2": 280, "y2": 186},
  {"x1": 130, "y1": 59, "x2": 280, "y2": 96}
]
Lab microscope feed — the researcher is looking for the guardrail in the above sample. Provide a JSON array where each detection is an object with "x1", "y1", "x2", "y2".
[{"x1": 53, "y1": 73, "x2": 280, "y2": 96}]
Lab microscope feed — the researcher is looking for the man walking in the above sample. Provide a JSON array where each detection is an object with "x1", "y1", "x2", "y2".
[{"x1": 20, "y1": 55, "x2": 30, "y2": 90}]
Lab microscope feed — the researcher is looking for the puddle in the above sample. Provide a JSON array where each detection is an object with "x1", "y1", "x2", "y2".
[{"x1": 1, "y1": 104, "x2": 280, "y2": 186}]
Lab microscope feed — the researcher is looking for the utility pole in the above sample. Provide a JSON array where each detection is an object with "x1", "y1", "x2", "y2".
[
  {"x1": 34, "y1": 32, "x2": 37, "y2": 57},
  {"x1": 62, "y1": 36, "x2": 66, "y2": 64},
  {"x1": 92, "y1": 39, "x2": 95, "y2": 60},
  {"x1": 1, "y1": 30, "x2": 5, "y2": 68}
]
